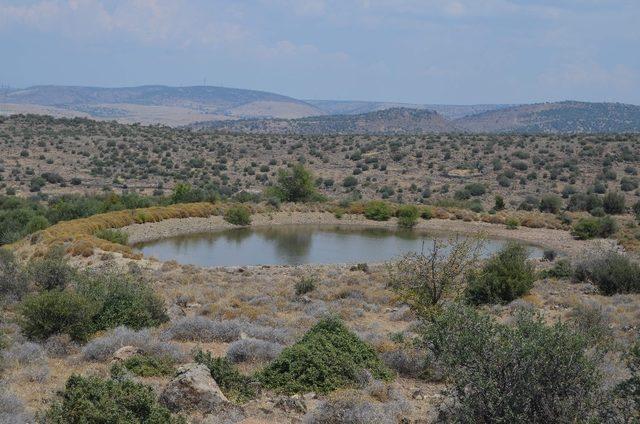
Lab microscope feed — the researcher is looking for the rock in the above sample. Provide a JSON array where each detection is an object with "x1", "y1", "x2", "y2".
[
  {"x1": 412, "y1": 389, "x2": 426, "y2": 400},
  {"x1": 274, "y1": 395, "x2": 307, "y2": 414},
  {"x1": 202, "y1": 402, "x2": 246, "y2": 423},
  {"x1": 160, "y1": 363, "x2": 228, "y2": 413},
  {"x1": 300, "y1": 295, "x2": 312, "y2": 303},
  {"x1": 112, "y1": 346, "x2": 142, "y2": 361}
]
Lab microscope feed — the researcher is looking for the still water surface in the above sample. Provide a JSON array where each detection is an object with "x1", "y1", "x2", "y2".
[{"x1": 135, "y1": 225, "x2": 544, "y2": 267}]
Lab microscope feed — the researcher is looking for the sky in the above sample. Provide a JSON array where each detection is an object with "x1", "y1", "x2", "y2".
[{"x1": 1, "y1": 0, "x2": 639, "y2": 104}]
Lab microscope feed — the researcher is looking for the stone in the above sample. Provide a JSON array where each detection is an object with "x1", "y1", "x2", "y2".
[
  {"x1": 160, "y1": 363, "x2": 228, "y2": 413},
  {"x1": 274, "y1": 395, "x2": 307, "y2": 414},
  {"x1": 112, "y1": 346, "x2": 142, "y2": 361},
  {"x1": 166, "y1": 304, "x2": 186, "y2": 320}
]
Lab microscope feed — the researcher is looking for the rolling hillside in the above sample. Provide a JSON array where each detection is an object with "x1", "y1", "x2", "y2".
[
  {"x1": 456, "y1": 101, "x2": 640, "y2": 133},
  {"x1": 194, "y1": 107, "x2": 457, "y2": 134}
]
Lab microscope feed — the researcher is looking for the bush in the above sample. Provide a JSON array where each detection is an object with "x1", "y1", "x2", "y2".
[
  {"x1": 603, "y1": 191, "x2": 626, "y2": 214},
  {"x1": 258, "y1": 316, "x2": 392, "y2": 394},
  {"x1": 574, "y1": 251, "x2": 640, "y2": 295},
  {"x1": 364, "y1": 201, "x2": 392, "y2": 221},
  {"x1": 541, "y1": 259, "x2": 573, "y2": 278},
  {"x1": 396, "y1": 205, "x2": 419, "y2": 228},
  {"x1": 225, "y1": 338, "x2": 283, "y2": 363},
  {"x1": 162, "y1": 317, "x2": 240, "y2": 342},
  {"x1": 571, "y1": 216, "x2": 617, "y2": 239},
  {"x1": 538, "y1": 195, "x2": 562, "y2": 213},
  {"x1": 270, "y1": 164, "x2": 321, "y2": 202},
  {"x1": 82, "y1": 326, "x2": 183, "y2": 362},
  {"x1": 77, "y1": 272, "x2": 168, "y2": 333},
  {"x1": 0, "y1": 248, "x2": 27, "y2": 300},
  {"x1": 224, "y1": 205, "x2": 251, "y2": 226},
  {"x1": 19, "y1": 290, "x2": 97, "y2": 342},
  {"x1": 117, "y1": 354, "x2": 175, "y2": 377},
  {"x1": 422, "y1": 304, "x2": 603, "y2": 423},
  {"x1": 26, "y1": 247, "x2": 75, "y2": 291},
  {"x1": 194, "y1": 349, "x2": 257, "y2": 403},
  {"x1": 95, "y1": 228, "x2": 129, "y2": 245},
  {"x1": 505, "y1": 217, "x2": 519, "y2": 229},
  {"x1": 295, "y1": 276, "x2": 316, "y2": 296},
  {"x1": 466, "y1": 243, "x2": 535, "y2": 305},
  {"x1": 44, "y1": 374, "x2": 182, "y2": 423},
  {"x1": 0, "y1": 387, "x2": 32, "y2": 423}
]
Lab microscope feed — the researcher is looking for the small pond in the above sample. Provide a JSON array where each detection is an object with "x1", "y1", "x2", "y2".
[{"x1": 134, "y1": 225, "x2": 544, "y2": 267}]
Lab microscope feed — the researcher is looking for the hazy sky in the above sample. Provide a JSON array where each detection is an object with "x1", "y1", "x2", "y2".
[{"x1": 1, "y1": 0, "x2": 639, "y2": 104}]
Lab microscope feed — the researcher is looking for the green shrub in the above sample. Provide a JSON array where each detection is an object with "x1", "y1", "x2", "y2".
[
  {"x1": 295, "y1": 276, "x2": 316, "y2": 296},
  {"x1": 117, "y1": 354, "x2": 175, "y2": 377},
  {"x1": 505, "y1": 217, "x2": 519, "y2": 229},
  {"x1": 19, "y1": 290, "x2": 97, "y2": 342},
  {"x1": 494, "y1": 195, "x2": 505, "y2": 211},
  {"x1": 193, "y1": 349, "x2": 257, "y2": 403},
  {"x1": 364, "y1": 201, "x2": 392, "y2": 221},
  {"x1": 422, "y1": 304, "x2": 602, "y2": 423},
  {"x1": 466, "y1": 243, "x2": 535, "y2": 305},
  {"x1": 0, "y1": 248, "x2": 27, "y2": 300},
  {"x1": 541, "y1": 259, "x2": 573, "y2": 279},
  {"x1": 258, "y1": 316, "x2": 392, "y2": 394},
  {"x1": 269, "y1": 164, "x2": 322, "y2": 202},
  {"x1": 396, "y1": 205, "x2": 419, "y2": 228},
  {"x1": 539, "y1": 195, "x2": 562, "y2": 213},
  {"x1": 95, "y1": 228, "x2": 129, "y2": 245},
  {"x1": 44, "y1": 374, "x2": 182, "y2": 423},
  {"x1": 574, "y1": 252, "x2": 640, "y2": 295},
  {"x1": 571, "y1": 216, "x2": 617, "y2": 239},
  {"x1": 603, "y1": 191, "x2": 626, "y2": 214},
  {"x1": 420, "y1": 207, "x2": 434, "y2": 220},
  {"x1": 616, "y1": 340, "x2": 640, "y2": 419},
  {"x1": 26, "y1": 247, "x2": 75, "y2": 291},
  {"x1": 77, "y1": 272, "x2": 168, "y2": 333},
  {"x1": 224, "y1": 205, "x2": 252, "y2": 226}
]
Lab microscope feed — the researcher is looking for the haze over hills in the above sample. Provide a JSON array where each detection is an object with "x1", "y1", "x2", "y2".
[
  {"x1": 194, "y1": 107, "x2": 457, "y2": 134},
  {"x1": 1, "y1": 85, "x2": 639, "y2": 133}
]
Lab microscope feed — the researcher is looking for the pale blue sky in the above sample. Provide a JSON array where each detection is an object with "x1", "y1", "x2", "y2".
[{"x1": 1, "y1": 0, "x2": 639, "y2": 104}]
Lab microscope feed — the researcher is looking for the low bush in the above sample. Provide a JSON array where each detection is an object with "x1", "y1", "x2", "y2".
[
  {"x1": 505, "y1": 217, "x2": 519, "y2": 229},
  {"x1": 539, "y1": 195, "x2": 562, "y2": 213},
  {"x1": 94, "y1": 228, "x2": 129, "y2": 245},
  {"x1": 19, "y1": 290, "x2": 98, "y2": 342},
  {"x1": 117, "y1": 354, "x2": 176, "y2": 377},
  {"x1": 82, "y1": 326, "x2": 183, "y2": 362},
  {"x1": 603, "y1": 191, "x2": 626, "y2": 214},
  {"x1": 162, "y1": 317, "x2": 240, "y2": 342},
  {"x1": 571, "y1": 216, "x2": 618, "y2": 239},
  {"x1": 0, "y1": 388, "x2": 32, "y2": 423},
  {"x1": 224, "y1": 205, "x2": 252, "y2": 226},
  {"x1": 295, "y1": 276, "x2": 317, "y2": 296},
  {"x1": 26, "y1": 247, "x2": 75, "y2": 291},
  {"x1": 0, "y1": 248, "x2": 27, "y2": 300},
  {"x1": 574, "y1": 251, "x2": 640, "y2": 295},
  {"x1": 422, "y1": 304, "x2": 603, "y2": 423},
  {"x1": 44, "y1": 374, "x2": 183, "y2": 423},
  {"x1": 466, "y1": 243, "x2": 535, "y2": 305},
  {"x1": 396, "y1": 205, "x2": 419, "y2": 228},
  {"x1": 194, "y1": 349, "x2": 257, "y2": 403},
  {"x1": 258, "y1": 316, "x2": 392, "y2": 394},
  {"x1": 363, "y1": 201, "x2": 392, "y2": 221},
  {"x1": 541, "y1": 259, "x2": 573, "y2": 279},
  {"x1": 225, "y1": 338, "x2": 283, "y2": 363}
]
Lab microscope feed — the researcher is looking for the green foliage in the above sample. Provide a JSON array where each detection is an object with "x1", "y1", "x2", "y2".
[
  {"x1": 26, "y1": 247, "x2": 75, "y2": 290},
  {"x1": 505, "y1": 217, "x2": 520, "y2": 229},
  {"x1": 615, "y1": 340, "x2": 640, "y2": 418},
  {"x1": 258, "y1": 316, "x2": 392, "y2": 394},
  {"x1": 538, "y1": 195, "x2": 563, "y2": 213},
  {"x1": 571, "y1": 216, "x2": 618, "y2": 239},
  {"x1": 603, "y1": 191, "x2": 626, "y2": 214},
  {"x1": 494, "y1": 195, "x2": 505, "y2": 211},
  {"x1": 396, "y1": 205, "x2": 419, "y2": 228},
  {"x1": 223, "y1": 205, "x2": 252, "y2": 226},
  {"x1": 77, "y1": 272, "x2": 168, "y2": 333},
  {"x1": 422, "y1": 304, "x2": 602, "y2": 423},
  {"x1": 44, "y1": 374, "x2": 182, "y2": 423},
  {"x1": 95, "y1": 228, "x2": 129, "y2": 245},
  {"x1": 466, "y1": 243, "x2": 535, "y2": 305},
  {"x1": 270, "y1": 164, "x2": 321, "y2": 202},
  {"x1": 19, "y1": 290, "x2": 98, "y2": 342},
  {"x1": 117, "y1": 354, "x2": 175, "y2": 377},
  {"x1": 574, "y1": 251, "x2": 640, "y2": 295},
  {"x1": 193, "y1": 350, "x2": 257, "y2": 403},
  {"x1": 363, "y1": 200, "x2": 392, "y2": 221},
  {"x1": 541, "y1": 258, "x2": 573, "y2": 279},
  {"x1": 295, "y1": 276, "x2": 316, "y2": 296},
  {"x1": 0, "y1": 248, "x2": 27, "y2": 300}
]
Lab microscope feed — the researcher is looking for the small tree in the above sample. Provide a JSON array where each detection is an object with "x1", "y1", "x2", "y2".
[
  {"x1": 270, "y1": 164, "x2": 320, "y2": 202},
  {"x1": 387, "y1": 237, "x2": 484, "y2": 317}
]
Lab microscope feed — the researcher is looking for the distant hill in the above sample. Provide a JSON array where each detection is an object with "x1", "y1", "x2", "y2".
[
  {"x1": 456, "y1": 101, "x2": 640, "y2": 133},
  {"x1": 193, "y1": 107, "x2": 457, "y2": 134},
  {"x1": 306, "y1": 100, "x2": 512, "y2": 119},
  {"x1": 0, "y1": 85, "x2": 324, "y2": 125}
]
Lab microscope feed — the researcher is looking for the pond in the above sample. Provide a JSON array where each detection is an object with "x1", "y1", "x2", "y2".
[{"x1": 134, "y1": 225, "x2": 545, "y2": 267}]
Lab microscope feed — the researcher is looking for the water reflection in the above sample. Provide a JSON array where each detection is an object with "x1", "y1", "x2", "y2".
[{"x1": 134, "y1": 224, "x2": 543, "y2": 267}]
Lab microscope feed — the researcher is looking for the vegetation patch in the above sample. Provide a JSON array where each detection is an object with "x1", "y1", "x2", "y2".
[
  {"x1": 194, "y1": 349, "x2": 257, "y2": 403},
  {"x1": 364, "y1": 201, "x2": 392, "y2": 221},
  {"x1": 258, "y1": 316, "x2": 392, "y2": 394},
  {"x1": 223, "y1": 204, "x2": 252, "y2": 226}
]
